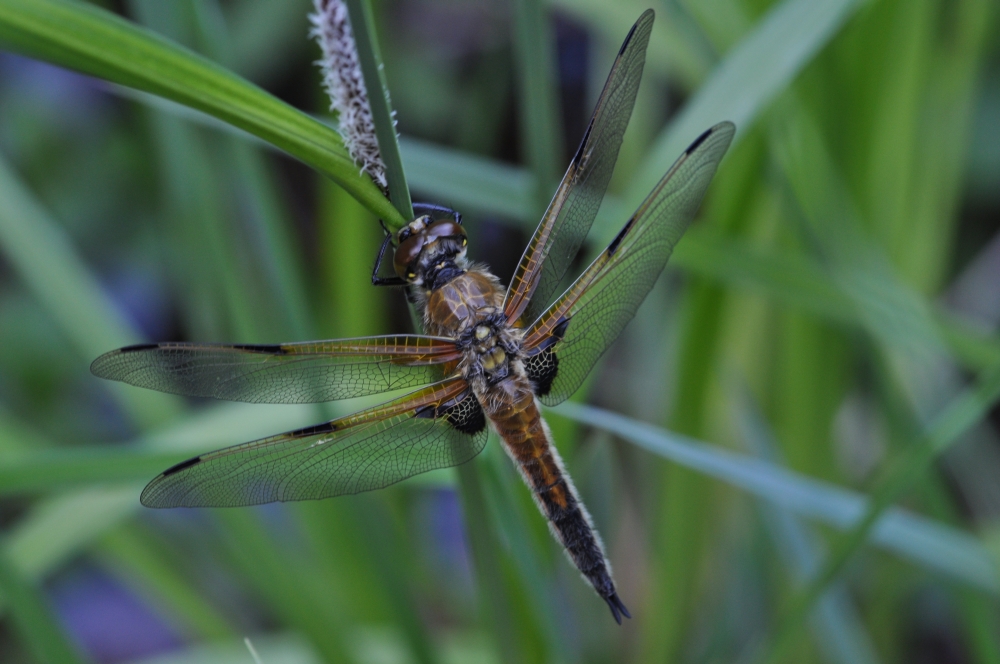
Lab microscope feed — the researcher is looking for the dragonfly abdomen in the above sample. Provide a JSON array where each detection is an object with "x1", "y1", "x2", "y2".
[{"x1": 488, "y1": 388, "x2": 630, "y2": 623}]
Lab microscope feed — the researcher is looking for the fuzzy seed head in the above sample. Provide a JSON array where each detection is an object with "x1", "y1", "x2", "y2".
[{"x1": 309, "y1": 0, "x2": 388, "y2": 192}]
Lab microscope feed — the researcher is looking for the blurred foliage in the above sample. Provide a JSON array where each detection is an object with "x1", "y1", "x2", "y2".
[{"x1": 0, "y1": 0, "x2": 998, "y2": 663}]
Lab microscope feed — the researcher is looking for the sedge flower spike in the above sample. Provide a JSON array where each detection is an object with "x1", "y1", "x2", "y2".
[{"x1": 309, "y1": 0, "x2": 389, "y2": 192}]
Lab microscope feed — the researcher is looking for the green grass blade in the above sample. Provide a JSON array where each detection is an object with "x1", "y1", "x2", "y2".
[
  {"x1": 0, "y1": 152, "x2": 178, "y2": 428},
  {"x1": 549, "y1": 0, "x2": 711, "y2": 88},
  {"x1": 760, "y1": 365, "x2": 1000, "y2": 664},
  {"x1": 735, "y1": 385, "x2": 880, "y2": 664},
  {"x1": 149, "y1": 113, "x2": 261, "y2": 340},
  {"x1": 399, "y1": 136, "x2": 536, "y2": 225},
  {"x1": 0, "y1": 155, "x2": 137, "y2": 358},
  {"x1": 550, "y1": 402, "x2": 1000, "y2": 594},
  {"x1": 184, "y1": 0, "x2": 313, "y2": 339},
  {"x1": 512, "y1": 0, "x2": 562, "y2": 207},
  {"x1": 228, "y1": 141, "x2": 314, "y2": 340},
  {"x1": 672, "y1": 233, "x2": 1000, "y2": 372},
  {"x1": 214, "y1": 509, "x2": 357, "y2": 664},
  {"x1": 228, "y1": 0, "x2": 313, "y2": 84},
  {"x1": 2, "y1": 403, "x2": 314, "y2": 584},
  {"x1": 0, "y1": 448, "x2": 190, "y2": 495},
  {"x1": 478, "y1": 445, "x2": 570, "y2": 661},
  {"x1": 97, "y1": 526, "x2": 233, "y2": 640},
  {"x1": 344, "y1": 0, "x2": 412, "y2": 221},
  {"x1": 0, "y1": 0, "x2": 403, "y2": 226},
  {"x1": 119, "y1": 633, "x2": 321, "y2": 664},
  {"x1": 771, "y1": 106, "x2": 945, "y2": 374},
  {"x1": 456, "y1": 455, "x2": 541, "y2": 664},
  {"x1": 608, "y1": 0, "x2": 867, "y2": 244},
  {"x1": 0, "y1": 546, "x2": 88, "y2": 664},
  {"x1": 350, "y1": 497, "x2": 438, "y2": 664}
]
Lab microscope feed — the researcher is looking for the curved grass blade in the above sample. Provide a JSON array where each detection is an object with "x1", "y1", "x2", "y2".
[{"x1": 0, "y1": 0, "x2": 403, "y2": 227}]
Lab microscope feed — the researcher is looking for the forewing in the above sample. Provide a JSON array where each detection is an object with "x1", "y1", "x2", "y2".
[
  {"x1": 140, "y1": 379, "x2": 487, "y2": 507},
  {"x1": 91, "y1": 336, "x2": 461, "y2": 404},
  {"x1": 503, "y1": 10, "x2": 654, "y2": 325},
  {"x1": 523, "y1": 122, "x2": 735, "y2": 406}
]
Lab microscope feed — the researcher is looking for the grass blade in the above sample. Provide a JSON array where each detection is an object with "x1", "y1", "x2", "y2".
[
  {"x1": 2, "y1": 403, "x2": 314, "y2": 583},
  {"x1": 96, "y1": 526, "x2": 233, "y2": 641},
  {"x1": 0, "y1": 546, "x2": 88, "y2": 664},
  {"x1": 456, "y1": 454, "x2": 542, "y2": 664},
  {"x1": 607, "y1": 0, "x2": 867, "y2": 244},
  {"x1": 734, "y1": 384, "x2": 880, "y2": 664},
  {"x1": 0, "y1": 448, "x2": 191, "y2": 495},
  {"x1": 0, "y1": 0, "x2": 402, "y2": 226},
  {"x1": 343, "y1": 0, "x2": 412, "y2": 221},
  {"x1": 512, "y1": 0, "x2": 562, "y2": 207},
  {"x1": 399, "y1": 136, "x2": 536, "y2": 225},
  {"x1": 550, "y1": 402, "x2": 1000, "y2": 594},
  {"x1": 760, "y1": 365, "x2": 1000, "y2": 663},
  {"x1": 0, "y1": 152, "x2": 178, "y2": 428}
]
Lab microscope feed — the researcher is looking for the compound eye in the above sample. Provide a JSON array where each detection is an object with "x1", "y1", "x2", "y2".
[
  {"x1": 393, "y1": 233, "x2": 424, "y2": 280},
  {"x1": 397, "y1": 228, "x2": 412, "y2": 243}
]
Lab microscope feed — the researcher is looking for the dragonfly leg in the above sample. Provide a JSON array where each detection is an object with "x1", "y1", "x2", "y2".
[{"x1": 371, "y1": 231, "x2": 408, "y2": 287}]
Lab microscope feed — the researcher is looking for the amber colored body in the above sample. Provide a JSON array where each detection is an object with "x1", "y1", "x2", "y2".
[{"x1": 420, "y1": 266, "x2": 617, "y2": 605}]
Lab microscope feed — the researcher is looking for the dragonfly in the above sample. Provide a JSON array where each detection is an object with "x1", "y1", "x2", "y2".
[{"x1": 91, "y1": 9, "x2": 733, "y2": 624}]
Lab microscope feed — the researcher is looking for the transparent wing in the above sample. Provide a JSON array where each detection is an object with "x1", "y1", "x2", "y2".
[
  {"x1": 503, "y1": 10, "x2": 654, "y2": 325},
  {"x1": 140, "y1": 378, "x2": 487, "y2": 508},
  {"x1": 523, "y1": 122, "x2": 735, "y2": 406},
  {"x1": 91, "y1": 336, "x2": 462, "y2": 404}
]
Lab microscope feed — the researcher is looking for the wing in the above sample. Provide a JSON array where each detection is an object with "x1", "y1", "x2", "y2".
[
  {"x1": 522, "y1": 122, "x2": 735, "y2": 406},
  {"x1": 503, "y1": 10, "x2": 654, "y2": 325},
  {"x1": 91, "y1": 336, "x2": 462, "y2": 404},
  {"x1": 140, "y1": 378, "x2": 487, "y2": 508}
]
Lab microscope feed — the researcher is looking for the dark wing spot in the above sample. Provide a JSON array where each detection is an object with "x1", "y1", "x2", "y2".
[
  {"x1": 290, "y1": 421, "x2": 339, "y2": 437},
  {"x1": 684, "y1": 126, "x2": 713, "y2": 155},
  {"x1": 570, "y1": 126, "x2": 593, "y2": 168},
  {"x1": 606, "y1": 216, "x2": 636, "y2": 256},
  {"x1": 618, "y1": 9, "x2": 651, "y2": 56},
  {"x1": 162, "y1": 456, "x2": 202, "y2": 477},
  {"x1": 230, "y1": 344, "x2": 288, "y2": 355},
  {"x1": 118, "y1": 343, "x2": 159, "y2": 353}
]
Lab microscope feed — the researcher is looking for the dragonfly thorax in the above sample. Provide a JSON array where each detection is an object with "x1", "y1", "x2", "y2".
[{"x1": 456, "y1": 311, "x2": 524, "y2": 388}]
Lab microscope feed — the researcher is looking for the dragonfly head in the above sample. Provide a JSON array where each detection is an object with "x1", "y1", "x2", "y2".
[{"x1": 394, "y1": 215, "x2": 468, "y2": 285}]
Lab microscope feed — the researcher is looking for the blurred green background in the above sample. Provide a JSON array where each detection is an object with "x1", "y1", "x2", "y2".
[{"x1": 0, "y1": 0, "x2": 999, "y2": 662}]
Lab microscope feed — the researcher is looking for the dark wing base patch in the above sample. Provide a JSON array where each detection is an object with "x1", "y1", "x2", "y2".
[
  {"x1": 525, "y1": 348, "x2": 559, "y2": 397},
  {"x1": 524, "y1": 316, "x2": 569, "y2": 396},
  {"x1": 416, "y1": 390, "x2": 486, "y2": 435}
]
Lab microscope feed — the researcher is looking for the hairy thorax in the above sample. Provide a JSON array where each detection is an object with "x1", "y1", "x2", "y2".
[
  {"x1": 422, "y1": 269, "x2": 502, "y2": 336},
  {"x1": 420, "y1": 268, "x2": 531, "y2": 414}
]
